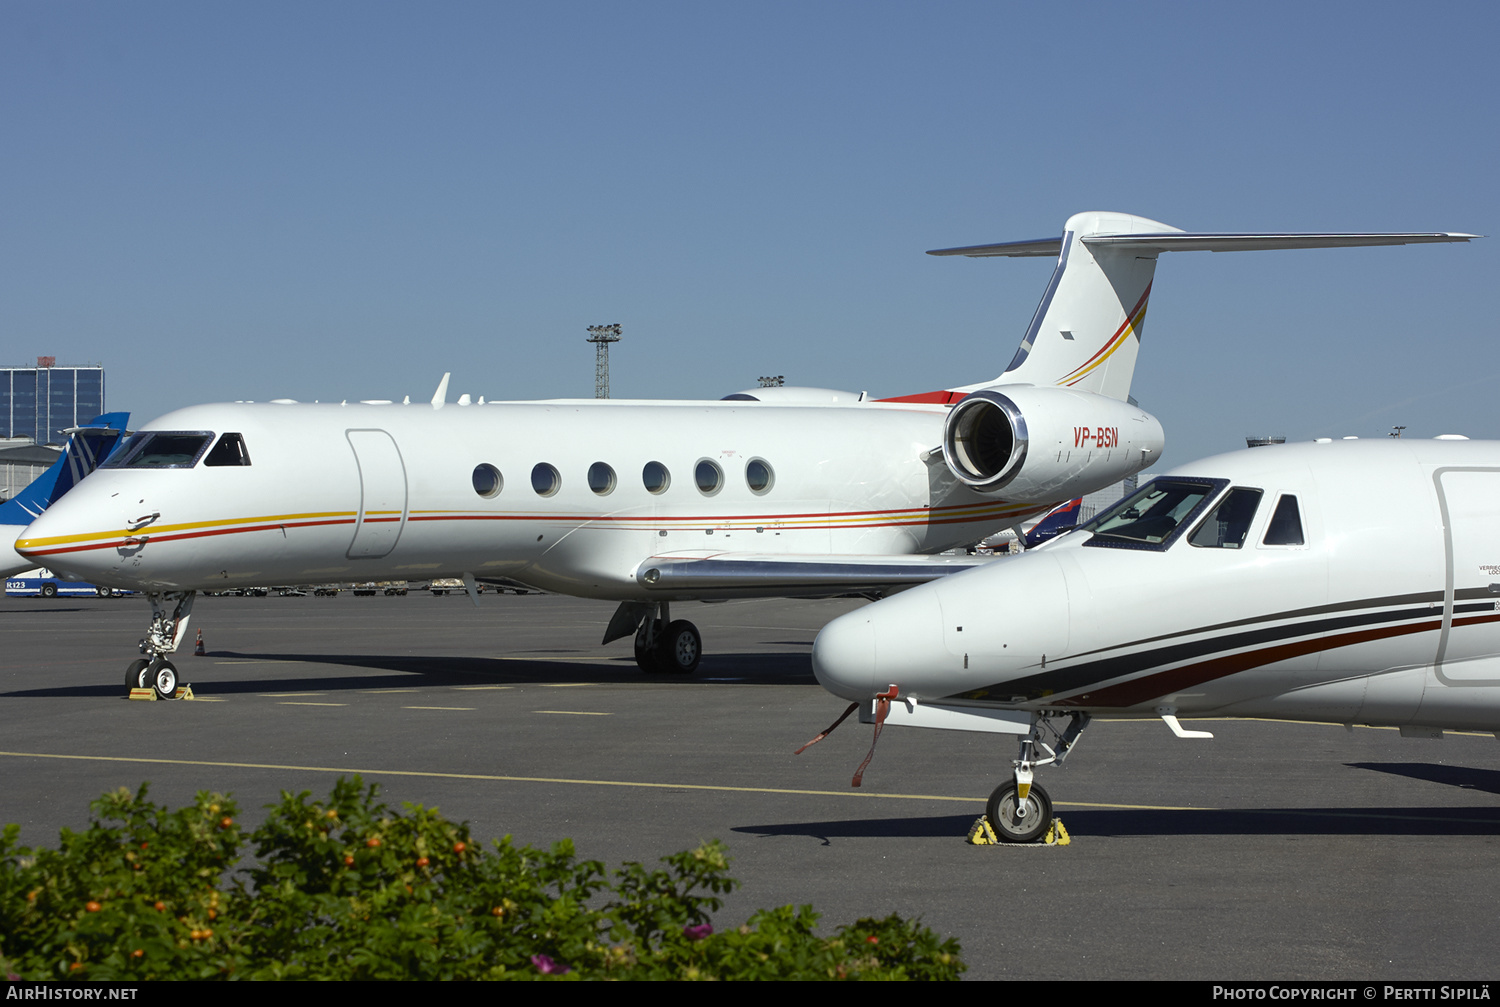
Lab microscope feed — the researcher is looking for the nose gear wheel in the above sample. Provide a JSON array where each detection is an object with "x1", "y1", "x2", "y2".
[{"x1": 986, "y1": 780, "x2": 1053, "y2": 844}]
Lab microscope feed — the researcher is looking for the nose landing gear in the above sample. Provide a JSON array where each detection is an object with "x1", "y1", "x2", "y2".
[
  {"x1": 124, "y1": 591, "x2": 196, "y2": 699},
  {"x1": 985, "y1": 711, "x2": 1090, "y2": 843}
]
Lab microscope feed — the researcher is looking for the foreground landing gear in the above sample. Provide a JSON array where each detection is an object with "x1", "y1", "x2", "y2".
[
  {"x1": 126, "y1": 659, "x2": 149, "y2": 692},
  {"x1": 984, "y1": 711, "x2": 1090, "y2": 843},
  {"x1": 630, "y1": 603, "x2": 701, "y2": 674},
  {"x1": 123, "y1": 591, "x2": 196, "y2": 699},
  {"x1": 986, "y1": 780, "x2": 1053, "y2": 843}
]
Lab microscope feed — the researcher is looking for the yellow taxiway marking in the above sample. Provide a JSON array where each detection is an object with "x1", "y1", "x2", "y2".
[
  {"x1": 533, "y1": 710, "x2": 611, "y2": 716},
  {"x1": 403, "y1": 706, "x2": 475, "y2": 711},
  {"x1": 361, "y1": 688, "x2": 419, "y2": 694},
  {"x1": 4, "y1": 751, "x2": 1492, "y2": 823},
  {"x1": 278, "y1": 702, "x2": 347, "y2": 707},
  {"x1": 258, "y1": 692, "x2": 326, "y2": 698},
  {"x1": 452, "y1": 685, "x2": 514, "y2": 691},
  {"x1": 537, "y1": 682, "x2": 596, "y2": 687}
]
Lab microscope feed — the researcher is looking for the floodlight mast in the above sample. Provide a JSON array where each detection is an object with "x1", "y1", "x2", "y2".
[{"x1": 586, "y1": 323, "x2": 622, "y2": 399}]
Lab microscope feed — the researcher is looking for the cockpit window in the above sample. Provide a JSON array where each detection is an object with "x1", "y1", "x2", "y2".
[
  {"x1": 1262, "y1": 494, "x2": 1305, "y2": 546},
  {"x1": 101, "y1": 431, "x2": 214, "y2": 469},
  {"x1": 1081, "y1": 477, "x2": 1227, "y2": 552},
  {"x1": 203, "y1": 432, "x2": 251, "y2": 467},
  {"x1": 1188, "y1": 487, "x2": 1263, "y2": 549}
]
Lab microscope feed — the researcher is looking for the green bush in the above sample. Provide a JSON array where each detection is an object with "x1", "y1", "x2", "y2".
[{"x1": 0, "y1": 778, "x2": 963, "y2": 980}]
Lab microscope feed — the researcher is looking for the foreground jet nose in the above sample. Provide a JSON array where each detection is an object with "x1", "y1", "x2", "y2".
[
  {"x1": 812, "y1": 589, "x2": 945, "y2": 702},
  {"x1": 13, "y1": 489, "x2": 119, "y2": 581},
  {"x1": 813, "y1": 552, "x2": 1074, "y2": 704}
]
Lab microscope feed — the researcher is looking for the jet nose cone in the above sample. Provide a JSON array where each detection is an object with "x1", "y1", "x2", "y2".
[
  {"x1": 812, "y1": 610, "x2": 878, "y2": 701},
  {"x1": 813, "y1": 589, "x2": 947, "y2": 702}
]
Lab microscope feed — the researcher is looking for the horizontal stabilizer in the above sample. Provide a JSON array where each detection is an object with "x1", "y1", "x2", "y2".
[
  {"x1": 929, "y1": 231, "x2": 1477, "y2": 257},
  {"x1": 927, "y1": 211, "x2": 1478, "y2": 403},
  {"x1": 927, "y1": 237, "x2": 1063, "y2": 258}
]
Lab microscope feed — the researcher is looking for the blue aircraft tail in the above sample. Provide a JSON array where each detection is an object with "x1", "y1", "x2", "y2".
[
  {"x1": 1024, "y1": 498, "x2": 1083, "y2": 548},
  {"x1": 0, "y1": 412, "x2": 131, "y2": 526}
]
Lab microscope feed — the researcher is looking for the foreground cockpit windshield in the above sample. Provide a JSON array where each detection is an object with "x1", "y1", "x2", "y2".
[{"x1": 1080, "y1": 477, "x2": 1228, "y2": 551}]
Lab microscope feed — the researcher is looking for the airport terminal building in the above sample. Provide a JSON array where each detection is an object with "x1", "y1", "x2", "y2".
[{"x1": 0, "y1": 359, "x2": 105, "y2": 501}]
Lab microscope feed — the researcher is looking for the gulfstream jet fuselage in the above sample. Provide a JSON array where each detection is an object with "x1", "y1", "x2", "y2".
[{"x1": 14, "y1": 211, "x2": 1474, "y2": 696}]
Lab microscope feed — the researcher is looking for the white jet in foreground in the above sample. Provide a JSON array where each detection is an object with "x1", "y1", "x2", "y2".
[
  {"x1": 16, "y1": 213, "x2": 1473, "y2": 700},
  {"x1": 811, "y1": 437, "x2": 1500, "y2": 841}
]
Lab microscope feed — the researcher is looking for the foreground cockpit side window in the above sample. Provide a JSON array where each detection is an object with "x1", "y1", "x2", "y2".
[
  {"x1": 101, "y1": 431, "x2": 214, "y2": 469},
  {"x1": 1188, "y1": 487, "x2": 1264, "y2": 549},
  {"x1": 203, "y1": 432, "x2": 251, "y2": 467},
  {"x1": 1081, "y1": 477, "x2": 1227, "y2": 552},
  {"x1": 1262, "y1": 494, "x2": 1306, "y2": 546}
]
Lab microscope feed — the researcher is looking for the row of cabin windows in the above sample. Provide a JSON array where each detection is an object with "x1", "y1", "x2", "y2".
[
  {"x1": 472, "y1": 458, "x2": 775, "y2": 500},
  {"x1": 469, "y1": 459, "x2": 776, "y2": 499}
]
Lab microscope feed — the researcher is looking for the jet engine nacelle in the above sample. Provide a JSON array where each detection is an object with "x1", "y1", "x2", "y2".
[{"x1": 941, "y1": 386, "x2": 1164, "y2": 502}]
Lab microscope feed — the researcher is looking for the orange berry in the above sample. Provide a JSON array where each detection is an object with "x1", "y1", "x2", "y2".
[
  {"x1": 85, "y1": 901, "x2": 102, "y2": 912},
  {"x1": 491, "y1": 906, "x2": 504, "y2": 917},
  {"x1": 132, "y1": 949, "x2": 144, "y2": 958},
  {"x1": 365, "y1": 837, "x2": 381, "y2": 848},
  {"x1": 343, "y1": 855, "x2": 355, "y2": 866},
  {"x1": 416, "y1": 857, "x2": 430, "y2": 867},
  {"x1": 219, "y1": 817, "x2": 233, "y2": 829},
  {"x1": 453, "y1": 842, "x2": 466, "y2": 854},
  {"x1": 866, "y1": 935, "x2": 879, "y2": 944},
  {"x1": 154, "y1": 901, "x2": 166, "y2": 912}
]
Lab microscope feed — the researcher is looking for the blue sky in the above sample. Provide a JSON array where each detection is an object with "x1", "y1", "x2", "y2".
[{"x1": 3, "y1": 1, "x2": 1495, "y2": 467}]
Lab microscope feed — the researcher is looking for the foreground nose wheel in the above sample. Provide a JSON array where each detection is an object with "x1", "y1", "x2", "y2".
[
  {"x1": 986, "y1": 780, "x2": 1053, "y2": 844},
  {"x1": 125, "y1": 659, "x2": 150, "y2": 692},
  {"x1": 124, "y1": 657, "x2": 179, "y2": 699},
  {"x1": 148, "y1": 657, "x2": 178, "y2": 700}
]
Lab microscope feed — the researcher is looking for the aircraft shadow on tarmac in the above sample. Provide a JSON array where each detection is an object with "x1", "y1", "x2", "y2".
[
  {"x1": 1, "y1": 650, "x2": 820, "y2": 698},
  {"x1": 735, "y1": 805, "x2": 1500, "y2": 844},
  {"x1": 1347, "y1": 762, "x2": 1500, "y2": 796}
]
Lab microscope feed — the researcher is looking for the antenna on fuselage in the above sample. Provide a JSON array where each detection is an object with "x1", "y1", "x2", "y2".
[{"x1": 431, "y1": 372, "x2": 451, "y2": 409}]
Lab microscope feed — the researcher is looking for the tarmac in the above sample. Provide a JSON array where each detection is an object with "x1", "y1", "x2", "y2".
[{"x1": 3, "y1": 591, "x2": 1498, "y2": 981}]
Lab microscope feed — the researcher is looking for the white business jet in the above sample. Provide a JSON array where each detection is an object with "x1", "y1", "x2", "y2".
[
  {"x1": 15, "y1": 213, "x2": 1473, "y2": 700},
  {"x1": 811, "y1": 436, "x2": 1500, "y2": 842}
]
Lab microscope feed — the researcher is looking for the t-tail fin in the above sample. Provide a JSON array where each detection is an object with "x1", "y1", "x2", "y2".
[{"x1": 929, "y1": 211, "x2": 1477, "y2": 402}]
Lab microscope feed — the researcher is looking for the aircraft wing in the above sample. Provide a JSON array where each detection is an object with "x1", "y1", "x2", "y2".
[{"x1": 633, "y1": 552, "x2": 997, "y2": 597}]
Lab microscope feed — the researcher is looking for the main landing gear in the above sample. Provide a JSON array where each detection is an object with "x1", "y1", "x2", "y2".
[
  {"x1": 631, "y1": 602, "x2": 701, "y2": 675},
  {"x1": 986, "y1": 711, "x2": 1090, "y2": 843},
  {"x1": 124, "y1": 591, "x2": 196, "y2": 699}
]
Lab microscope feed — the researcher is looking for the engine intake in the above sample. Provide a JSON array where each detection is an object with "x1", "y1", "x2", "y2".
[
  {"x1": 943, "y1": 391, "x2": 1029, "y2": 492},
  {"x1": 941, "y1": 385, "x2": 1164, "y2": 502}
]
